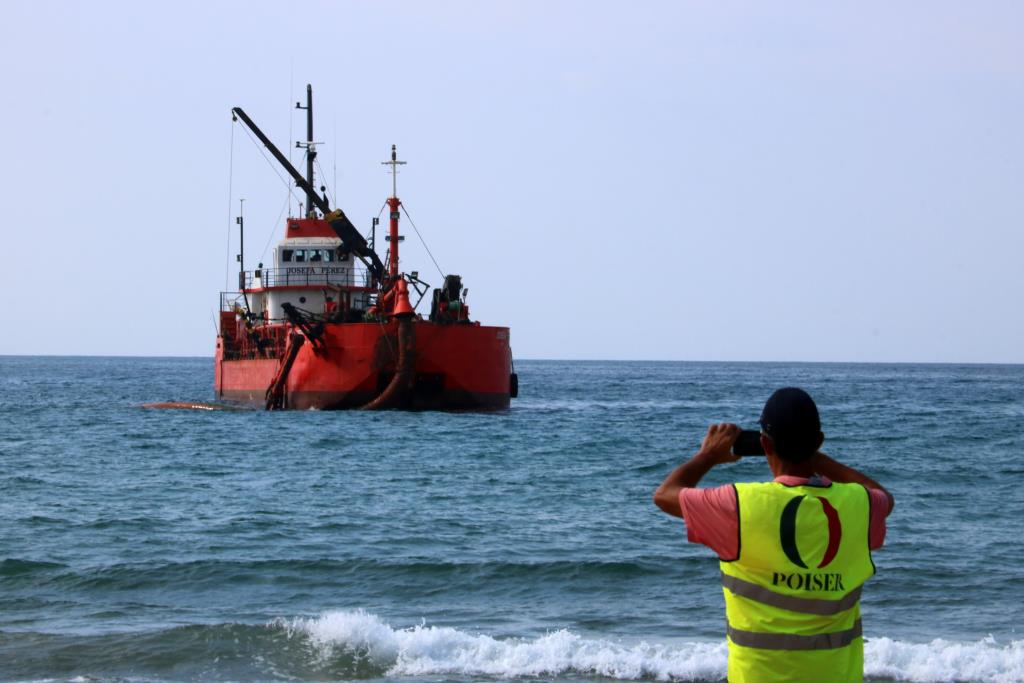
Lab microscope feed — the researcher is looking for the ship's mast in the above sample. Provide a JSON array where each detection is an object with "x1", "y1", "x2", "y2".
[
  {"x1": 382, "y1": 144, "x2": 406, "y2": 279},
  {"x1": 295, "y1": 84, "x2": 316, "y2": 217},
  {"x1": 236, "y1": 198, "x2": 245, "y2": 289}
]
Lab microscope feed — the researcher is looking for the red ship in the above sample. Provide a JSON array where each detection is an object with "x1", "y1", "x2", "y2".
[{"x1": 215, "y1": 86, "x2": 516, "y2": 410}]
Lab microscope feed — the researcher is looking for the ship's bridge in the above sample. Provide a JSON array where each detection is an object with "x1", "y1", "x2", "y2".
[{"x1": 226, "y1": 218, "x2": 374, "y2": 323}]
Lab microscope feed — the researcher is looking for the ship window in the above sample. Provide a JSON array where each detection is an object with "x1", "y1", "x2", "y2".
[
  {"x1": 295, "y1": 249, "x2": 306, "y2": 262},
  {"x1": 309, "y1": 249, "x2": 323, "y2": 262},
  {"x1": 324, "y1": 249, "x2": 335, "y2": 262},
  {"x1": 281, "y1": 249, "x2": 294, "y2": 262}
]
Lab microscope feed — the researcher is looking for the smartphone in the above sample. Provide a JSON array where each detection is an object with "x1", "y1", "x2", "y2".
[{"x1": 733, "y1": 430, "x2": 765, "y2": 457}]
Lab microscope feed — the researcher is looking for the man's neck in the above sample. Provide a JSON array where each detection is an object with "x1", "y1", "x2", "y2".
[{"x1": 769, "y1": 455, "x2": 816, "y2": 479}]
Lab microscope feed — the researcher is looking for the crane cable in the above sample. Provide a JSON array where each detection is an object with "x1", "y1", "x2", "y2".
[
  {"x1": 236, "y1": 119, "x2": 303, "y2": 207},
  {"x1": 400, "y1": 204, "x2": 445, "y2": 281},
  {"x1": 233, "y1": 118, "x2": 307, "y2": 268},
  {"x1": 256, "y1": 193, "x2": 290, "y2": 266},
  {"x1": 314, "y1": 156, "x2": 335, "y2": 208}
]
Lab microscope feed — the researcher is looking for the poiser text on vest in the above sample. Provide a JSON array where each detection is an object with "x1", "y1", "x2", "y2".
[{"x1": 720, "y1": 481, "x2": 875, "y2": 683}]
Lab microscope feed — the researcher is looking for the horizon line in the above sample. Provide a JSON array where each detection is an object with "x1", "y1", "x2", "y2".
[{"x1": 1, "y1": 353, "x2": 1021, "y2": 367}]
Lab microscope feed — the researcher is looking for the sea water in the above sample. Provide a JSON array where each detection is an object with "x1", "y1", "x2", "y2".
[{"x1": 0, "y1": 356, "x2": 1022, "y2": 682}]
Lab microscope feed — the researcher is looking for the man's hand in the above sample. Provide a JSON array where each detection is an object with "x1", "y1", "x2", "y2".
[
  {"x1": 697, "y1": 423, "x2": 743, "y2": 466},
  {"x1": 653, "y1": 423, "x2": 742, "y2": 518}
]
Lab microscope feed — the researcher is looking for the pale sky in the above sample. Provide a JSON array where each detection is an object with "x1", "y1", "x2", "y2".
[{"x1": 1, "y1": 1, "x2": 1021, "y2": 362}]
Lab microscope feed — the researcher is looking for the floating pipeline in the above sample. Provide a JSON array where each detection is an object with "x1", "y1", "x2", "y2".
[{"x1": 140, "y1": 401, "x2": 241, "y2": 411}]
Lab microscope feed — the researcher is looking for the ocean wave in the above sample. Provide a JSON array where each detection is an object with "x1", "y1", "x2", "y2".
[
  {"x1": 280, "y1": 610, "x2": 727, "y2": 680},
  {"x1": 2, "y1": 611, "x2": 1023, "y2": 682},
  {"x1": 279, "y1": 610, "x2": 1024, "y2": 682}
]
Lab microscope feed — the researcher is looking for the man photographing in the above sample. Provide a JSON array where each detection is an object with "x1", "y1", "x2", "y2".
[{"x1": 653, "y1": 388, "x2": 893, "y2": 683}]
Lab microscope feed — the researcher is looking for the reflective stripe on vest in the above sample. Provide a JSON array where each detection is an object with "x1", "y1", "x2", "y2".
[
  {"x1": 721, "y1": 572, "x2": 862, "y2": 615},
  {"x1": 728, "y1": 619, "x2": 863, "y2": 651}
]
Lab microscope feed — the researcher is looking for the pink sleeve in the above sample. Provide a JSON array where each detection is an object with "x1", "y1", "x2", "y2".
[
  {"x1": 678, "y1": 485, "x2": 739, "y2": 560},
  {"x1": 867, "y1": 488, "x2": 891, "y2": 550}
]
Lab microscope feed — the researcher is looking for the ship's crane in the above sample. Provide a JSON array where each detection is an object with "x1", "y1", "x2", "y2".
[{"x1": 231, "y1": 96, "x2": 387, "y2": 281}]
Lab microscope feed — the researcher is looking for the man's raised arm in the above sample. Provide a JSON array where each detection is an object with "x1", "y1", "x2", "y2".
[{"x1": 653, "y1": 423, "x2": 741, "y2": 518}]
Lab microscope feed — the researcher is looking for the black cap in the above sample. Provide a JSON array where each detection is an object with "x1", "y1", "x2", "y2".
[{"x1": 758, "y1": 387, "x2": 821, "y2": 442}]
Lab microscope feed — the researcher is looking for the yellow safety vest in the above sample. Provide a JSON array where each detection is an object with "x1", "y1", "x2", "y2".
[{"x1": 720, "y1": 481, "x2": 875, "y2": 683}]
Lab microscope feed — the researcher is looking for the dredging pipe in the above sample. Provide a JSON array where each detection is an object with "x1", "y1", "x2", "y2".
[
  {"x1": 359, "y1": 314, "x2": 416, "y2": 411},
  {"x1": 265, "y1": 332, "x2": 306, "y2": 410}
]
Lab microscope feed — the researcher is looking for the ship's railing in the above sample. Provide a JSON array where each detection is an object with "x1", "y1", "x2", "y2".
[
  {"x1": 220, "y1": 292, "x2": 248, "y2": 313},
  {"x1": 236, "y1": 265, "x2": 375, "y2": 290},
  {"x1": 216, "y1": 299, "x2": 289, "y2": 359}
]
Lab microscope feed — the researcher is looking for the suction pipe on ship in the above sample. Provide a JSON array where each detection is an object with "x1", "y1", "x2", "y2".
[
  {"x1": 360, "y1": 281, "x2": 417, "y2": 411},
  {"x1": 265, "y1": 333, "x2": 305, "y2": 410}
]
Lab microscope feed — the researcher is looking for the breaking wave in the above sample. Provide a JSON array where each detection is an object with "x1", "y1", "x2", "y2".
[
  {"x1": 3, "y1": 610, "x2": 1023, "y2": 682},
  {"x1": 280, "y1": 610, "x2": 727, "y2": 680},
  {"x1": 281, "y1": 610, "x2": 1024, "y2": 682}
]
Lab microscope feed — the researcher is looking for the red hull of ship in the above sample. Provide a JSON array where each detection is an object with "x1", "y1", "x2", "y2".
[{"x1": 215, "y1": 320, "x2": 512, "y2": 410}]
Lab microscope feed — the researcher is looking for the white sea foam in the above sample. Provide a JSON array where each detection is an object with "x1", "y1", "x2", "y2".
[
  {"x1": 865, "y1": 636, "x2": 1024, "y2": 683},
  {"x1": 281, "y1": 610, "x2": 726, "y2": 680},
  {"x1": 281, "y1": 610, "x2": 1024, "y2": 682}
]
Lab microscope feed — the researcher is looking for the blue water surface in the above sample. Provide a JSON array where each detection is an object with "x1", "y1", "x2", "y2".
[{"x1": 0, "y1": 357, "x2": 1022, "y2": 682}]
